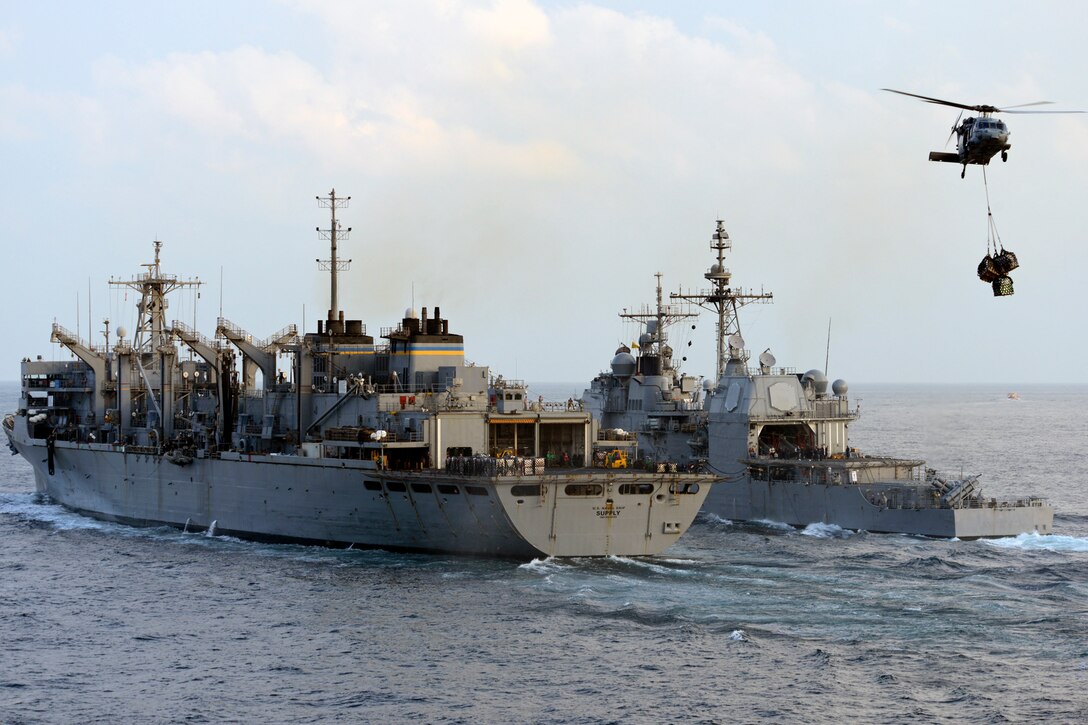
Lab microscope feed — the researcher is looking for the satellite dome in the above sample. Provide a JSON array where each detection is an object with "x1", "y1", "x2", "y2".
[
  {"x1": 404, "y1": 308, "x2": 418, "y2": 319},
  {"x1": 116, "y1": 326, "x2": 127, "y2": 339},
  {"x1": 802, "y1": 369, "x2": 829, "y2": 396},
  {"x1": 832, "y1": 379, "x2": 849, "y2": 396},
  {"x1": 611, "y1": 352, "x2": 636, "y2": 378},
  {"x1": 614, "y1": 344, "x2": 631, "y2": 355},
  {"x1": 702, "y1": 379, "x2": 713, "y2": 390},
  {"x1": 711, "y1": 263, "x2": 722, "y2": 274}
]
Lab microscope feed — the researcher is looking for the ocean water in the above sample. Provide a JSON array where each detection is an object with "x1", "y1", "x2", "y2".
[{"x1": 2, "y1": 381, "x2": 1087, "y2": 724}]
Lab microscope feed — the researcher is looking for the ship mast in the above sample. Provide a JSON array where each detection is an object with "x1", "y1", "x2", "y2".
[
  {"x1": 109, "y1": 240, "x2": 201, "y2": 354},
  {"x1": 316, "y1": 189, "x2": 352, "y2": 321},
  {"x1": 619, "y1": 272, "x2": 698, "y2": 368},
  {"x1": 671, "y1": 220, "x2": 772, "y2": 380}
]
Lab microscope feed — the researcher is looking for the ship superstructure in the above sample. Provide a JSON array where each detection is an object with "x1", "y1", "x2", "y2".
[
  {"x1": 3, "y1": 193, "x2": 713, "y2": 558},
  {"x1": 584, "y1": 221, "x2": 1053, "y2": 539}
]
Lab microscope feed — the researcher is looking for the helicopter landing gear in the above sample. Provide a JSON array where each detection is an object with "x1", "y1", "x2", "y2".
[{"x1": 1001, "y1": 151, "x2": 1008, "y2": 162}]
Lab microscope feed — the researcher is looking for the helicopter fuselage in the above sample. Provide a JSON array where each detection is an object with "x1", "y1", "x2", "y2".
[{"x1": 929, "y1": 115, "x2": 1011, "y2": 167}]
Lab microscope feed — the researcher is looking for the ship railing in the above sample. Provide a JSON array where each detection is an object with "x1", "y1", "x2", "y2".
[
  {"x1": 538, "y1": 400, "x2": 583, "y2": 412},
  {"x1": 323, "y1": 427, "x2": 425, "y2": 444},
  {"x1": 371, "y1": 382, "x2": 447, "y2": 395},
  {"x1": 758, "y1": 407, "x2": 856, "y2": 422},
  {"x1": 260, "y1": 324, "x2": 299, "y2": 351},
  {"x1": 376, "y1": 396, "x2": 432, "y2": 413},
  {"x1": 50, "y1": 323, "x2": 85, "y2": 349},
  {"x1": 389, "y1": 431, "x2": 425, "y2": 443},
  {"x1": 728, "y1": 365, "x2": 800, "y2": 376},
  {"x1": 749, "y1": 465, "x2": 1046, "y2": 511},
  {"x1": 215, "y1": 317, "x2": 249, "y2": 341},
  {"x1": 598, "y1": 429, "x2": 638, "y2": 441},
  {"x1": 132, "y1": 271, "x2": 178, "y2": 284},
  {"x1": 171, "y1": 320, "x2": 226, "y2": 350},
  {"x1": 445, "y1": 455, "x2": 548, "y2": 477}
]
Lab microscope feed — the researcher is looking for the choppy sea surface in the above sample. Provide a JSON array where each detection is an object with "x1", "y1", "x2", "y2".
[{"x1": 2, "y1": 381, "x2": 1086, "y2": 724}]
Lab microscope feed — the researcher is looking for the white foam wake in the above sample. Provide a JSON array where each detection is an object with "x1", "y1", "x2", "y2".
[
  {"x1": 984, "y1": 531, "x2": 1088, "y2": 553},
  {"x1": 0, "y1": 493, "x2": 104, "y2": 531},
  {"x1": 800, "y1": 522, "x2": 854, "y2": 539}
]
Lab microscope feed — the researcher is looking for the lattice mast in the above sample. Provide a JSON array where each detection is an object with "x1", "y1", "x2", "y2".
[
  {"x1": 619, "y1": 272, "x2": 698, "y2": 362},
  {"x1": 671, "y1": 221, "x2": 772, "y2": 380},
  {"x1": 316, "y1": 189, "x2": 352, "y2": 320},
  {"x1": 109, "y1": 240, "x2": 202, "y2": 354}
]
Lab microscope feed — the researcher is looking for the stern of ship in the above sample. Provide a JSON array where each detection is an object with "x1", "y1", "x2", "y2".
[{"x1": 492, "y1": 470, "x2": 713, "y2": 557}]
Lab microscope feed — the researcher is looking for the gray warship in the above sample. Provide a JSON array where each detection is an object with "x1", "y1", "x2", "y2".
[
  {"x1": 582, "y1": 220, "x2": 1053, "y2": 539},
  {"x1": 2, "y1": 191, "x2": 713, "y2": 558}
]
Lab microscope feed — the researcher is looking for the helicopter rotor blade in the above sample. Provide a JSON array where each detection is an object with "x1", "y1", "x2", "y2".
[
  {"x1": 882, "y1": 88, "x2": 982, "y2": 112},
  {"x1": 945, "y1": 111, "x2": 963, "y2": 147},
  {"x1": 1001, "y1": 109, "x2": 1087, "y2": 114},
  {"x1": 999, "y1": 101, "x2": 1055, "y2": 109}
]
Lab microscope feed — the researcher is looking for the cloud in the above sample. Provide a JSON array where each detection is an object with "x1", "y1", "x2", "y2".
[
  {"x1": 10, "y1": 1, "x2": 1085, "y2": 382},
  {"x1": 0, "y1": 26, "x2": 16, "y2": 57}
]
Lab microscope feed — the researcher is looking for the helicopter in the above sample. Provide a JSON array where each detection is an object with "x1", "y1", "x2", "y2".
[{"x1": 883, "y1": 88, "x2": 1084, "y2": 178}]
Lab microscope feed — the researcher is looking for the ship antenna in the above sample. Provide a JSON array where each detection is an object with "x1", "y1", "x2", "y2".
[
  {"x1": 824, "y1": 317, "x2": 832, "y2": 374},
  {"x1": 316, "y1": 189, "x2": 352, "y2": 321},
  {"x1": 671, "y1": 220, "x2": 773, "y2": 380}
]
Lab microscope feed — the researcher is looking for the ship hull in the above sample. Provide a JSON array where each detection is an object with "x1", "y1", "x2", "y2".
[
  {"x1": 7, "y1": 423, "x2": 710, "y2": 558},
  {"x1": 704, "y1": 479, "x2": 1054, "y2": 539}
]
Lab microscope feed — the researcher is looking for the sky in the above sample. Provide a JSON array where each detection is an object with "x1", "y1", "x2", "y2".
[{"x1": 3, "y1": 1, "x2": 1088, "y2": 385}]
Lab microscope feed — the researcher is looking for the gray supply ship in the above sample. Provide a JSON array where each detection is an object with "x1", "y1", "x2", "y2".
[
  {"x1": 2, "y1": 191, "x2": 713, "y2": 558},
  {"x1": 582, "y1": 221, "x2": 1053, "y2": 539}
]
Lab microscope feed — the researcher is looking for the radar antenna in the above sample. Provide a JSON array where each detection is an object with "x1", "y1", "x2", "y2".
[{"x1": 671, "y1": 220, "x2": 773, "y2": 380}]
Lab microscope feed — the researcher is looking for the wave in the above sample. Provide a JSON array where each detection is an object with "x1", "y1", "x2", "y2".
[
  {"x1": 518, "y1": 556, "x2": 568, "y2": 575},
  {"x1": 0, "y1": 492, "x2": 106, "y2": 531},
  {"x1": 700, "y1": 512, "x2": 735, "y2": 527},
  {"x1": 800, "y1": 522, "x2": 856, "y2": 539},
  {"x1": 604, "y1": 555, "x2": 697, "y2": 577},
  {"x1": 893, "y1": 555, "x2": 971, "y2": 574},
  {"x1": 984, "y1": 532, "x2": 1088, "y2": 553},
  {"x1": 749, "y1": 518, "x2": 796, "y2": 532}
]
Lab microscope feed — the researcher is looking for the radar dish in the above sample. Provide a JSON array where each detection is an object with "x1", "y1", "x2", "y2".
[
  {"x1": 727, "y1": 333, "x2": 745, "y2": 350},
  {"x1": 758, "y1": 350, "x2": 776, "y2": 368}
]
